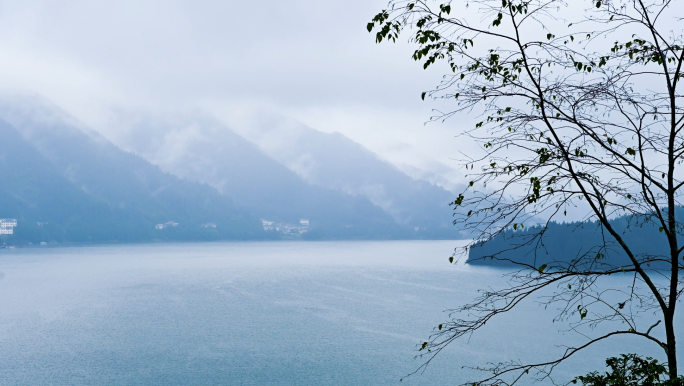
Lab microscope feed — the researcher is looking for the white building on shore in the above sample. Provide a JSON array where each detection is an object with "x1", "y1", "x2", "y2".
[
  {"x1": 0, "y1": 219, "x2": 17, "y2": 235},
  {"x1": 155, "y1": 221, "x2": 179, "y2": 230}
]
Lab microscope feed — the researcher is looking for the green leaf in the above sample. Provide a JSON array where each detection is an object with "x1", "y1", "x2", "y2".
[
  {"x1": 449, "y1": 257, "x2": 454, "y2": 263},
  {"x1": 421, "y1": 92, "x2": 427, "y2": 100},
  {"x1": 492, "y1": 13, "x2": 503, "y2": 27},
  {"x1": 538, "y1": 264, "x2": 548, "y2": 273},
  {"x1": 659, "y1": 227, "x2": 664, "y2": 233},
  {"x1": 438, "y1": 324, "x2": 443, "y2": 330}
]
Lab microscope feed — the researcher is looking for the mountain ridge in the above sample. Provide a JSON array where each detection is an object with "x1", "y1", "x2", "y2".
[
  {"x1": 105, "y1": 112, "x2": 463, "y2": 239},
  {"x1": 0, "y1": 96, "x2": 265, "y2": 243},
  {"x1": 0, "y1": 94, "x2": 465, "y2": 242}
]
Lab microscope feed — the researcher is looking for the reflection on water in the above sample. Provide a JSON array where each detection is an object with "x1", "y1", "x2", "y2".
[{"x1": 0, "y1": 241, "x2": 667, "y2": 385}]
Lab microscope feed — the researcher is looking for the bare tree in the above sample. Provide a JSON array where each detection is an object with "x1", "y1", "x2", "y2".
[{"x1": 368, "y1": 0, "x2": 684, "y2": 384}]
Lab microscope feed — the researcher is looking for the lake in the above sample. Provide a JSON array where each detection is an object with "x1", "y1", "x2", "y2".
[{"x1": 0, "y1": 241, "x2": 671, "y2": 385}]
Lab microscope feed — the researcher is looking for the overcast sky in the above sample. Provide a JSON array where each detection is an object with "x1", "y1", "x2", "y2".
[{"x1": 0, "y1": 0, "x2": 476, "y2": 186}]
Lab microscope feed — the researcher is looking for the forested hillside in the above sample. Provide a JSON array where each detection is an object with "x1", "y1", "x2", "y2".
[
  {"x1": 104, "y1": 116, "x2": 411, "y2": 239},
  {"x1": 216, "y1": 117, "x2": 463, "y2": 238},
  {"x1": 466, "y1": 211, "x2": 682, "y2": 269},
  {"x1": 0, "y1": 100, "x2": 264, "y2": 243},
  {"x1": 0, "y1": 96, "x2": 465, "y2": 243}
]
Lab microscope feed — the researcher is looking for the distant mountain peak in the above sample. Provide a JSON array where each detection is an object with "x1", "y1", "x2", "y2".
[{"x1": 0, "y1": 95, "x2": 265, "y2": 243}]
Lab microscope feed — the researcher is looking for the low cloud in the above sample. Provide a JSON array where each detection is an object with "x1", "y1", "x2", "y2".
[{"x1": 0, "y1": 0, "x2": 472, "y2": 188}]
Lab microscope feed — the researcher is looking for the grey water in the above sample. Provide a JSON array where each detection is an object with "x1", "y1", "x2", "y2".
[{"x1": 0, "y1": 241, "x2": 671, "y2": 385}]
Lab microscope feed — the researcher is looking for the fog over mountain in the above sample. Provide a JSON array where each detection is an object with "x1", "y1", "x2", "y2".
[
  {"x1": 103, "y1": 109, "x2": 462, "y2": 238},
  {"x1": 0, "y1": 95, "x2": 265, "y2": 242},
  {"x1": 0, "y1": 0, "x2": 478, "y2": 243},
  {"x1": 224, "y1": 115, "x2": 461, "y2": 227},
  {"x1": 0, "y1": 0, "x2": 470, "y2": 194},
  {"x1": 0, "y1": 94, "x2": 466, "y2": 241},
  {"x1": 100, "y1": 112, "x2": 410, "y2": 237}
]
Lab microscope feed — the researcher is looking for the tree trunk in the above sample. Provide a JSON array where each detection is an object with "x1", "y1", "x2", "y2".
[{"x1": 666, "y1": 313, "x2": 678, "y2": 381}]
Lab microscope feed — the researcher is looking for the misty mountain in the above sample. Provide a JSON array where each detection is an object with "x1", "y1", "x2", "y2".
[
  {"x1": 229, "y1": 116, "x2": 462, "y2": 236},
  {"x1": 104, "y1": 115, "x2": 414, "y2": 239},
  {"x1": 0, "y1": 119, "x2": 117, "y2": 242},
  {"x1": 0, "y1": 94, "x2": 465, "y2": 241},
  {"x1": 0, "y1": 96, "x2": 264, "y2": 243}
]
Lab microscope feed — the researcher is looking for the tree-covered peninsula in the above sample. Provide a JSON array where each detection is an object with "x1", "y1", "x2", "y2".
[{"x1": 466, "y1": 210, "x2": 684, "y2": 270}]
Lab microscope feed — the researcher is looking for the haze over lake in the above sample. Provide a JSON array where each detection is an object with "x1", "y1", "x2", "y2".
[{"x1": 0, "y1": 241, "x2": 665, "y2": 385}]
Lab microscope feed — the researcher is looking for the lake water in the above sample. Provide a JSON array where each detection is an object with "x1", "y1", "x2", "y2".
[{"x1": 0, "y1": 241, "x2": 672, "y2": 385}]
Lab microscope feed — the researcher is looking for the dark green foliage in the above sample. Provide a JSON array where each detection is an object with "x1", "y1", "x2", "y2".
[
  {"x1": 369, "y1": 0, "x2": 684, "y2": 384},
  {"x1": 466, "y1": 210, "x2": 684, "y2": 269},
  {"x1": 574, "y1": 354, "x2": 682, "y2": 386}
]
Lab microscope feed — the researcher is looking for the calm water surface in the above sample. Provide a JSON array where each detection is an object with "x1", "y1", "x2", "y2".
[{"x1": 0, "y1": 241, "x2": 670, "y2": 385}]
